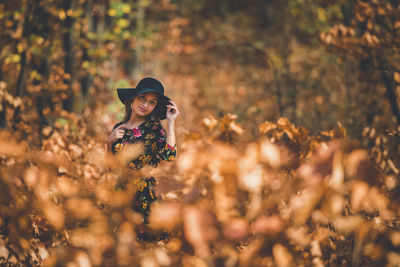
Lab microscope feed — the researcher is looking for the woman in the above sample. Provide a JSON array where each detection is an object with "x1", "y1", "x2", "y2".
[{"x1": 107, "y1": 77, "x2": 179, "y2": 241}]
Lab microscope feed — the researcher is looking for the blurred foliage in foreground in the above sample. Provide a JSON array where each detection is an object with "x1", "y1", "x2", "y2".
[
  {"x1": 1, "y1": 113, "x2": 400, "y2": 266},
  {"x1": 0, "y1": 0, "x2": 399, "y2": 139}
]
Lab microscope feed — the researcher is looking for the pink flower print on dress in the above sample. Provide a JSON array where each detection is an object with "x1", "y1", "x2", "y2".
[
  {"x1": 160, "y1": 129, "x2": 166, "y2": 136},
  {"x1": 132, "y1": 128, "x2": 142, "y2": 137}
]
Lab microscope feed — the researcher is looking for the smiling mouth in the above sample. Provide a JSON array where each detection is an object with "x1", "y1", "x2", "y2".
[{"x1": 139, "y1": 107, "x2": 147, "y2": 112}]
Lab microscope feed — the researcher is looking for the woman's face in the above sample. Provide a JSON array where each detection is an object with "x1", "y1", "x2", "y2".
[{"x1": 131, "y1": 92, "x2": 158, "y2": 117}]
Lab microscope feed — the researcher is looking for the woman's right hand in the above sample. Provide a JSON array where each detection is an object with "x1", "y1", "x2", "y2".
[{"x1": 107, "y1": 124, "x2": 127, "y2": 144}]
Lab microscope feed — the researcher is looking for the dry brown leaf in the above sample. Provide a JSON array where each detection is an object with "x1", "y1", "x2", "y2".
[
  {"x1": 259, "y1": 140, "x2": 282, "y2": 168},
  {"x1": 251, "y1": 215, "x2": 283, "y2": 235},
  {"x1": 183, "y1": 206, "x2": 218, "y2": 257},
  {"x1": 23, "y1": 165, "x2": 39, "y2": 188},
  {"x1": 390, "y1": 232, "x2": 400, "y2": 247},
  {"x1": 351, "y1": 181, "x2": 369, "y2": 211},
  {"x1": 223, "y1": 218, "x2": 249, "y2": 241},
  {"x1": 310, "y1": 240, "x2": 322, "y2": 257},
  {"x1": 287, "y1": 226, "x2": 311, "y2": 247},
  {"x1": 333, "y1": 216, "x2": 363, "y2": 234},
  {"x1": 0, "y1": 241, "x2": 9, "y2": 259},
  {"x1": 259, "y1": 121, "x2": 277, "y2": 134},
  {"x1": 272, "y1": 243, "x2": 293, "y2": 267},
  {"x1": 65, "y1": 198, "x2": 95, "y2": 220},
  {"x1": 41, "y1": 203, "x2": 65, "y2": 231},
  {"x1": 202, "y1": 116, "x2": 218, "y2": 131},
  {"x1": 149, "y1": 202, "x2": 182, "y2": 230}
]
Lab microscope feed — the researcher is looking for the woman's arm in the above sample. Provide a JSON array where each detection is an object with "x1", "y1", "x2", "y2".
[
  {"x1": 166, "y1": 119, "x2": 176, "y2": 147},
  {"x1": 166, "y1": 100, "x2": 179, "y2": 148}
]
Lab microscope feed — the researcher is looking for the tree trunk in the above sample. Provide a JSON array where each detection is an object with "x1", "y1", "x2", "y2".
[
  {"x1": 62, "y1": 0, "x2": 77, "y2": 112},
  {"x1": 134, "y1": 0, "x2": 145, "y2": 77},
  {"x1": 0, "y1": 99, "x2": 6, "y2": 128},
  {"x1": 0, "y1": 63, "x2": 6, "y2": 128},
  {"x1": 341, "y1": 0, "x2": 353, "y2": 27},
  {"x1": 374, "y1": 51, "x2": 400, "y2": 125},
  {"x1": 80, "y1": 0, "x2": 93, "y2": 99},
  {"x1": 274, "y1": 69, "x2": 284, "y2": 117},
  {"x1": 13, "y1": 1, "x2": 33, "y2": 128},
  {"x1": 16, "y1": 2, "x2": 33, "y2": 97},
  {"x1": 381, "y1": 68, "x2": 400, "y2": 125},
  {"x1": 283, "y1": 53, "x2": 297, "y2": 123},
  {"x1": 16, "y1": 50, "x2": 27, "y2": 98}
]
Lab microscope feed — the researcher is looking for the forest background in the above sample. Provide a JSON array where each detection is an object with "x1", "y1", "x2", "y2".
[{"x1": 0, "y1": 0, "x2": 400, "y2": 266}]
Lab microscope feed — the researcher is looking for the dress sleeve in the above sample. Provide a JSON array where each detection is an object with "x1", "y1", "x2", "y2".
[
  {"x1": 150, "y1": 123, "x2": 177, "y2": 165},
  {"x1": 111, "y1": 121, "x2": 126, "y2": 154}
]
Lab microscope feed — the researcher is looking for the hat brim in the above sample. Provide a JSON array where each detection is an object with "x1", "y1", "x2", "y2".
[{"x1": 117, "y1": 88, "x2": 171, "y2": 120}]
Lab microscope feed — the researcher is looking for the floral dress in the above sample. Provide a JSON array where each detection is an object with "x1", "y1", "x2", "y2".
[{"x1": 111, "y1": 118, "x2": 176, "y2": 241}]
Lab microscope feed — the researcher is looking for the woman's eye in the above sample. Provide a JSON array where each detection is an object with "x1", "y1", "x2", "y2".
[{"x1": 150, "y1": 101, "x2": 156, "y2": 105}]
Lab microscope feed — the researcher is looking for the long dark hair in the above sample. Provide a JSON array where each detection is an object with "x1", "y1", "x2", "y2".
[
  {"x1": 122, "y1": 99, "x2": 133, "y2": 123},
  {"x1": 112, "y1": 101, "x2": 133, "y2": 131}
]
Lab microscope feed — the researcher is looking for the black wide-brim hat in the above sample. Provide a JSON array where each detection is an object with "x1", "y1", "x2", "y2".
[{"x1": 117, "y1": 77, "x2": 171, "y2": 120}]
